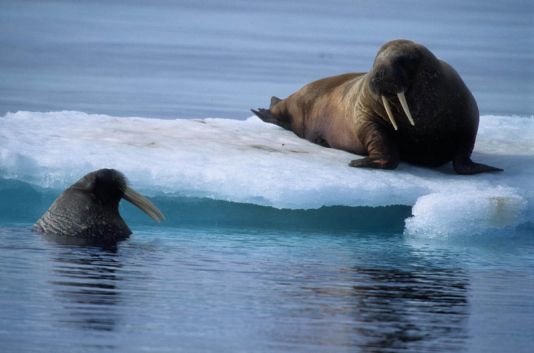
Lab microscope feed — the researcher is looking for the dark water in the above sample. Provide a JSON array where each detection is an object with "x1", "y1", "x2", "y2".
[
  {"x1": 0, "y1": 0, "x2": 533, "y2": 118},
  {"x1": 1, "y1": 225, "x2": 534, "y2": 353}
]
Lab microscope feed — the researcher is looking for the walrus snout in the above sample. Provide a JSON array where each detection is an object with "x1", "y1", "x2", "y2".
[
  {"x1": 370, "y1": 62, "x2": 416, "y2": 130},
  {"x1": 369, "y1": 55, "x2": 418, "y2": 96}
]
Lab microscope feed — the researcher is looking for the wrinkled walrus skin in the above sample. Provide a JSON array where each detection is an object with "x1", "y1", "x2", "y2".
[
  {"x1": 252, "y1": 39, "x2": 502, "y2": 175},
  {"x1": 34, "y1": 169, "x2": 164, "y2": 243}
]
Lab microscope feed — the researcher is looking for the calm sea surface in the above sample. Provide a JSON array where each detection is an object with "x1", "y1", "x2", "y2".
[
  {"x1": 1, "y1": 0, "x2": 533, "y2": 118},
  {"x1": 1, "y1": 1, "x2": 534, "y2": 352},
  {"x1": 2, "y1": 224, "x2": 534, "y2": 353}
]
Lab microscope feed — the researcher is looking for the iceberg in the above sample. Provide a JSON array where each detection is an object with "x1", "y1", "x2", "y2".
[{"x1": 1, "y1": 111, "x2": 532, "y2": 235}]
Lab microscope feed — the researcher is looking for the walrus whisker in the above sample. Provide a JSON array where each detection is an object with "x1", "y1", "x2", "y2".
[
  {"x1": 381, "y1": 95, "x2": 398, "y2": 130},
  {"x1": 397, "y1": 91, "x2": 415, "y2": 126},
  {"x1": 123, "y1": 187, "x2": 165, "y2": 223}
]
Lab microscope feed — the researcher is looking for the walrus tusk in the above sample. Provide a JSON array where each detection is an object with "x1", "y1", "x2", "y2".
[
  {"x1": 123, "y1": 187, "x2": 165, "y2": 223},
  {"x1": 381, "y1": 95, "x2": 398, "y2": 130},
  {"x1": 397, "y1": 91, "x2": 415, "y2": 126}
]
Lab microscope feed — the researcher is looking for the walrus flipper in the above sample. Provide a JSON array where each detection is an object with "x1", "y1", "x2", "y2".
[
  {"x1": 453, "y1": 158, "x2": 503, "y2": 175},
  {"x1": 348, "y1": 122, "x2": 400, "y2": 170},
  {"x1": 251, "y1": 108, "x2": 276, "y2": 124},
  {"x1": 270, "y1": 96, "x2": 282, "y2": 108},
  {"x1": 349, "y1": 157, "x2": 399, "y2": 170},
  {"x1": 251, "y1": 108, "x2": 291, "y2": 130}
]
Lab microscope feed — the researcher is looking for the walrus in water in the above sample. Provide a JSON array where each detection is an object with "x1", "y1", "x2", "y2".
[
  {"x1": 252, "y1": 39, "x2": 502, "y2": 174},
  {"x1": 34, "y1": 169, "x2": 164, "y2": 242}
]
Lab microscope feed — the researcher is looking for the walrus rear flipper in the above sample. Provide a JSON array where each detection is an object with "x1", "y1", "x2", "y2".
[
  {"x1": 251, "y1": 108, "x2": 291, "y2": 131},
  {"x1": 251, "y1": 108, "x2": 276, "y2": 124},
  {"x1": 270, "y1": 96, "x2": 282, "y2": 108},
  {"x1": 453, "y1": 158, "x2": 503, "y2": 175}
]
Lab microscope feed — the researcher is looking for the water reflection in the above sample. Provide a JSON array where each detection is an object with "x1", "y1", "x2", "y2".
[
  {"x1": 350, "y1": 266, "x2": 469, "y2": 353},
  {"x1": 49, "y1": 244, "x2": 122, "y2": 332}
]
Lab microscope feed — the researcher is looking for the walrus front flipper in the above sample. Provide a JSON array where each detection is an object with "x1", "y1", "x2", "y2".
[
  {"x1": 349, "y1": 157, "x2": 399, "y2": 169},
  {"x1": 349, "y1": 122, "x2": 400, "y2": 170},
  {"x1": 251, "y1": 108, "x2": 291, "y2": 130},
  {"x1": 453, "y1": 158, "x2": 503, "y2": 175}
]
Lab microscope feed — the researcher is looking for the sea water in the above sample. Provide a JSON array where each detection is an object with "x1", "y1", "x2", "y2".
[
  {"x1": 1, "y1": 1, "x2": 534, "y2": 353},
  {"x1": 1, "y1": 0, "x2": 533, "y2": 118}
]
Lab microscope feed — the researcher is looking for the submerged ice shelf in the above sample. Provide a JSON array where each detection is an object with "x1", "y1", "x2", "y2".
[{"x1": 1, "y1": 111, "x2": 533, "y2": 235}]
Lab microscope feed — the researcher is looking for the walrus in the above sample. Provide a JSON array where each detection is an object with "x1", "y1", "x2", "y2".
[
  {"x1": 252, "y1": 39, "x2": 502, "y2": 174},
  {"x1": 34, "y1": 169, "x2": 165, "y2": 241}
]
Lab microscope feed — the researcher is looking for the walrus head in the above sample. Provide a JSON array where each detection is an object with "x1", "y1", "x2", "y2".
[
  {"x1": 75, "y1": 169, "x2": 164, "y2": 223},
  {"x1": 34, "y1": 169, "x2": 165, "y2": 240},
  {"x1": 368, "y1": 39, "x2": 427, "y2": 130}
]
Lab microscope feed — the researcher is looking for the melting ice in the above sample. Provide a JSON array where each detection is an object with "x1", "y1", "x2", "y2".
[{"x1": 0, "y1": 111, "x2": 533, "y2": 235}]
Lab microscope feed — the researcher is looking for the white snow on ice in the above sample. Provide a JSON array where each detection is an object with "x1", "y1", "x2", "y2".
[{"x1": 1, "y1": 111, "x2": 533, "y2": 235}]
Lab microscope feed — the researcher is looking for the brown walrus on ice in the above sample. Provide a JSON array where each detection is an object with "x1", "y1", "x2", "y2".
[{"x1": 252, "y1": 39, "x2": 502, "y2": 175}]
